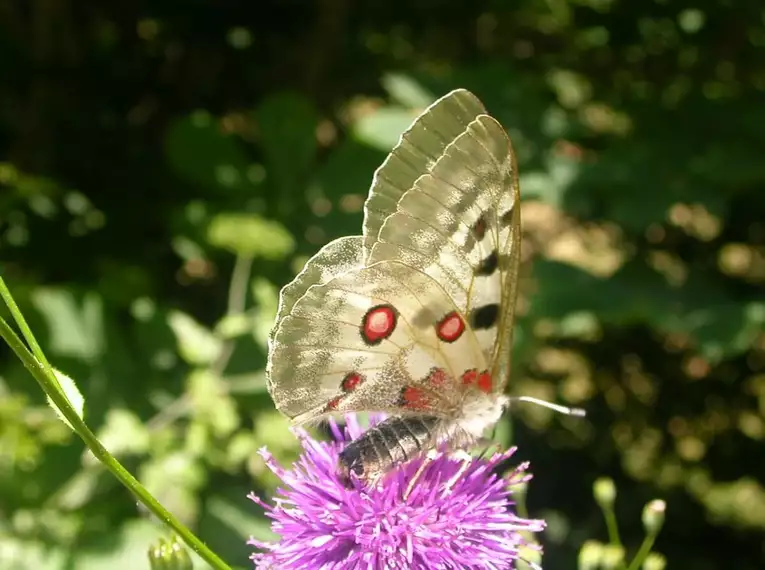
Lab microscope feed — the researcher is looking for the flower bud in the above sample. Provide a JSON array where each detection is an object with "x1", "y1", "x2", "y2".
[
  {"x1": 643, "y1": 552, "x2": 667, "y2": 570},
  {"x1": 593, "y1": 477, "x2": 616, "y2": 508},
  {"x1": 642, "y1": 499, "x2": 666, "y2": 535},
  {"x1": 601, "y1": 544, "x2": 625, "y2": 569},
  {"x1": 148, "y1": 535, "x2": 193, "y2": 570},
  {"x1": 577, "y1": 540, "x2": 603, "y2": 570}
]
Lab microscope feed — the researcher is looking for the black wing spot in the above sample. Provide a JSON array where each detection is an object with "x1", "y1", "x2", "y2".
[
  {"x1": 500, "y1": 208, "x2": 516, "y2": 227},
  {"x1": 476, "y1": 250, "x2": 499, "y2": 276},
  {"x1": 470, "y1": 303, "x2": 500, "y2": 329},
  {"x1": 472, "y1": 214, "x2": 488, "y2": 240}
]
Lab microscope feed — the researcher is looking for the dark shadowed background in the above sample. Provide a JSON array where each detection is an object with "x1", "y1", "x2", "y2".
[{"x1": 1, "y1": 1, "x2": 764, "y2": 568}]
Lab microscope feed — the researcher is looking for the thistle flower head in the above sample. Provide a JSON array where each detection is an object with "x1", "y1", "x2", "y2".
[{"x1": 248, "y1": 415, "x2": 545, "y2": 569}]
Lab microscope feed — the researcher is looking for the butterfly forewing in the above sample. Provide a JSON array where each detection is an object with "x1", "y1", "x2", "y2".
[
  {"x1": 362, "y1": 89, "x2": 488, "y2": 259},
  {"x1": 368, "y1": 114, "x2": 521, "y2": 393}
]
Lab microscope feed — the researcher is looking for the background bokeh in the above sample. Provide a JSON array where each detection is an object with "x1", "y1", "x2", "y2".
[{"x1": 1, "y1": 1, "x2": 764, "y2": 568}]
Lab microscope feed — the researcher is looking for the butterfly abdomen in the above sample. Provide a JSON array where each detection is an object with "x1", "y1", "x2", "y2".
[{"x1": 337, "y1": 415, "x2": 440, "y2": 484}]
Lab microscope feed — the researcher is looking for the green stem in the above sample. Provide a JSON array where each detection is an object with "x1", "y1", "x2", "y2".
[
  {"x1": 625, "y1": 533, "x2": 657, "y2": 570},
  {"x1": 0, "y1": 282, "x2": 232, "y2": 570},
  {"x1": 0, "y1": 279, "x2": 61, "y2": 394},
  {"x1": 602, "y1": 505, "x2": 622, "y2": 548}
]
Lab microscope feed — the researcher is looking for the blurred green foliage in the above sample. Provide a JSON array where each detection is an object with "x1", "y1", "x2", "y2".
[{"x1": 1, "y1": 0, "x2": 764, "y2": 568}]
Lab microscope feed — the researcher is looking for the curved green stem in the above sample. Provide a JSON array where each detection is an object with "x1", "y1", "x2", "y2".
[
  {"x1": 625, "y1": 533, "x2": 657, "y2": 570},
  {"x1": 0, "y1": 279, "x2": 232, "y2": 570}
]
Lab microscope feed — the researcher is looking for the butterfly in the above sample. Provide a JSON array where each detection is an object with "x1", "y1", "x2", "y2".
[{"x1": 266, "y1": 88, "x2": 582, "y2": 487}]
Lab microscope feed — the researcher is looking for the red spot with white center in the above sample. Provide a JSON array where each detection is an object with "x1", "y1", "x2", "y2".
[
  {"x1": 461, "y1": 368, "x2": 493, "y2": 393},
  {"x1": 361, "y1": 304, "x2": 397, "y2": 345},
  {"x1": 341, "y1": 372, "x2": 364, "y2": 392},
  {"x1": 436, "y1": 311, "x2": 465, "y2": 343},
  {"x1": 400, "y1": 386, "x2": 429, "y2": 410},
  {"x1": 426, "y1": 367, "x2": 447, "y2": 386},
  {"x1": 326, "y1": 396, "x2": 342, "y2": 411}
]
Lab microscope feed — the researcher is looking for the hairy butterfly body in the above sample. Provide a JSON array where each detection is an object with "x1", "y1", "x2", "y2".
[{"x1": 268, "y1": 89, "x2": 533, "y2": 485}]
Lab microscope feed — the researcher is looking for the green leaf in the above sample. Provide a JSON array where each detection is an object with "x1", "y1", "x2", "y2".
[
  {"x1": 255, "y1": 92, "x2": 319, "y2": 196},
  {"x1": 74, "y1": 520, "x2": 167, "y2": 570},
  {"x1": 46, "y1": 367, "x2": 85, "y2": 430},
  {"x1": 207, "y1": 213, "x2": 295, "y2": 259},
  {"x1": 215, "y1": 313, "x2": 252, "y2": 340},
  {"x1": 96, "y1": 408, "x2": 151, "y2": 458},
  {"x1": 251, "y1": 278, "x2": 279, "y2": 349},
  {"x1": 200, "y1": 489, "x2": 277, "y2": 567},
  {"x1": 0, "y1": 537, "x2": 67, "y2": 570},
  {"x1": 520, "y1": 154, "x2": 580, "y2": 207},
  {"x1": 316, "y1": 138, "x2": 386, "y2": 203},
  {"x1": 167, "y1": 310, "x2": 223, "y2": 366},
  {"x1": 381, "y1": 73, "x2": 434, "y2": 108},
  {"x1": 353, "y1": 107, "x2": 419, "y2": 151},
  {"x1": 166, "y1": 110, "x2": 257, "y2": 194},
  {"x1": 206, "y1": 493, "x2": 277, "y2": 543},
  {"x1": 691, "y1": 302, "x2": 765, "y2": 364},
  {"x1": 30, "y1": 288, "x2": 104, "y2": 360}
]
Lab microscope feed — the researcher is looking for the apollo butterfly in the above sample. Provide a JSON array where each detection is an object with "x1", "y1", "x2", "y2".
[{"x1": 266, "y1": 89, "x2": 583, "y2": 486}]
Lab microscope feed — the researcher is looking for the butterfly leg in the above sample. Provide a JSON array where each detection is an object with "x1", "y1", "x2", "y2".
[
  {"x1": 473, "y1": 437, "x2": 501, "y2": 461},
  {"x1": 403, "y1": 448, "x2": 441, "y2": 500},
  {"x1": 441, "y1": 449, "x2": 474, "y2": 494}
]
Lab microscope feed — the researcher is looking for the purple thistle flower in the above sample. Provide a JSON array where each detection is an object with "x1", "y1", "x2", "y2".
[{"x1": 248, "y1": 415, "x2": 545, "y2": 570}]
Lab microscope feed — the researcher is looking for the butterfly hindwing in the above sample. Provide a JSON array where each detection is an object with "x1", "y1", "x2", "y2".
[
  {"x1": 268, "y1": 260, "x2": 486, "y2": 423},
  {"x1": 269, "y1": 236, "x2": 364, "y2": 340}
]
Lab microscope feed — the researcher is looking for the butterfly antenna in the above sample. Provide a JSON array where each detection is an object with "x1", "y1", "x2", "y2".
[{"x1": 511, "y1": 396, "x2": 586, "y2": 417}]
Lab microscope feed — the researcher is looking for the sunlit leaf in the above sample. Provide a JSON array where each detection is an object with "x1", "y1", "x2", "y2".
[
  {"x1": 381, "y1": 73, "x2": 434, "y2": 108},
  {"x1": 167, "y1": 310, "x2": 223, "y2": 366},
  {"x1": 207, "y1": 212, "x2": 295, "y2": 259},
  {"x1": 30, "y1": 288, "x2": 104, "y2": 360},
  {"x1": 95, "y1": 408, "x2": 151, "y2": 458},
  {"x1": 251, "y1": 277, "x2": 279, "y2": 349},
  {"x1": 353, "y1": 107, "x2": 418, "y2": 151},
  {"x1": 73, "y1": 520, "x2": 162, "y2": 570},
  {"x1": 46, "y1": 367, "x2": 85, "y2": 430}
]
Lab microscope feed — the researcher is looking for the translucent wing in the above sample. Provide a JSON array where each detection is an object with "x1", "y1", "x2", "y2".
[
  {"x1": 267, "y1": 89, "x2": 522, "y2": 426},
  {"x1": 269, "y1": 236, "x2": 364, "y2": 340},
  {"x1": 267, "y1": 236, "x2": 364, "y2": 393},
  {"x1": 367, "y1": 113, "x2": 521, "y2": 393},
  {"x1": 268, "y1": 260, "x2": 487, "y2": 424},
  {"x1": 362, "y1": 89, "x2": 487, "y2": 259}
]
